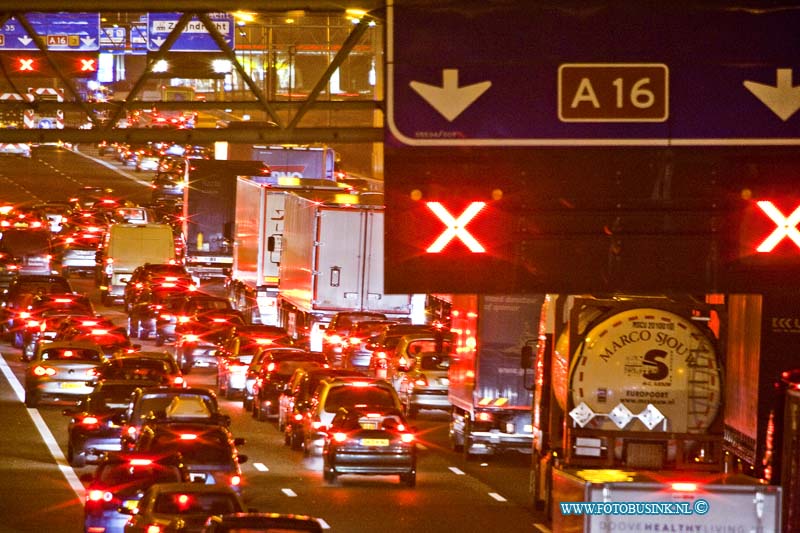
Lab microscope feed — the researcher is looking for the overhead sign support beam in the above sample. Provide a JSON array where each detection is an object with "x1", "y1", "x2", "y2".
[
  {"x1": 103, "y1": 12, "x2": 194, "y2": 131},
  {"x1": 196, "y1": 12, "x2": 284, "y2": 129},
  {"x1": 288, "y1": 14, "x2": 374, "y2": 129}
]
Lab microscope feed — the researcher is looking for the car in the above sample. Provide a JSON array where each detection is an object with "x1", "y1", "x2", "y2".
[
  {"x1": 381, "y1": 331, "x2": 453, "y2": 386},
  {"x1": 127, "y1": 284, "x2": 196, "y2": 341},
  {"x1": 81, "y1": 452, "x2": 191, "y2": 533},
  {"x1": 173, "y1": 301, "x2": 245, "y2": 373},
  {"x1": 202, "y1": 513, "x2": 324, "y2": 533},
  {"x1": 322, "y1": 406, "x2": 417, "y2": 487},
  {"x1": 366, "y1": 324, "x2": 450, "y2": 374},
  {"x1": 0, "y1": 250, "x2": 20, "y2": 295},
  {"x1": 18, "y1": 292, "x2": 95, "y2": 359},
  {"x1": 241, "y1": 347, "x2": 308, "y2": 411},
  {"x1": 1, "y1": 273, "x2": 72, "y2": 343},
  {"x1": 0, "y1": 228, "x2": 58, "y2": 275},
  {"x1": 322, "y1": 311, "x2": 388, "y2": 365},
  {"x1": 215, "y1": 325, "x2": 295, "y2": 400},
  {"x1": 123, "y1": 263, "x2": 194, "y2": 312},
  {"x1": 32, "y1": 200, "x2": 73, "y2": 233},
  {"x1": 135, "y1": 419, "x2": 247, "y2": 495},
  {"x1": 24, "y1": 340, "x2": 106, "y2": 408},
  {"x1": 395, "y1": 350, "x2": 452, "y2": 418},
  {"x1": 251, "y1": 350, "x2": 328, "y2": 422},
  {"x1": 54, "y1": 317, "x2": 135, "y2": 360},
  {"x1": 120, "y1": 386, "x2": 228, "y2": 451},
  {"x1": 151, "y1": 173, "x2": 185, "y2": 202},
  {"x1": 95, "y1": 352, "x2": 185, "y2": 388},
  {"x1": 280, "y1": 367, "x2": 365, "y2": 451},
  {"x1": 302, "y1": 377, "x2": 404, "y2": 456},
  {"x1": 120, "y1": 482, "x2": 246, "y2": 533},
  {"x1": 62, "y1": 379, "x2": 159, "y2": 467},
  {"x1": 340, "y1": 319, "x2": 397, "y2": 371},
  {"x1": 134, "y1": 146, "x2": 162, "y2": 172}
]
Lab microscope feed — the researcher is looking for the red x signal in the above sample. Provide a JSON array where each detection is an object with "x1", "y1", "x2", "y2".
[
  {"x1": 79, "y1": 58, "x2": 96, "y2": 72},
  {"x1": 426, "y1": 201, "x2": 486, "y2": 253},
  {"x1": 755, "y1": 200, "x2": 800, "y2": 253},
  {"x1": 17, "y1": 58, "x2": 35, "y2": 71}
]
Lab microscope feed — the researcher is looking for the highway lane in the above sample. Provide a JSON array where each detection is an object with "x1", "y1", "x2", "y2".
[{"x1": 0, "y1": 148, "x2": 544, "y2": 532}]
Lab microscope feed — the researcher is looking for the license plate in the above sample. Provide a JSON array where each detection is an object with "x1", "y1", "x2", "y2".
[
  {"x1": 60, "y1": 382, "x2": 85, "y2": 389},
  {"x1": 190, "y1": 473, "x2": 206, "y2": 482},
  {"x1": 361, "y1": 438, "x2": 389, "y2": 447}
]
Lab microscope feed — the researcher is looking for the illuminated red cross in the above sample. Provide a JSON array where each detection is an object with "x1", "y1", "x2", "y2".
[
  {"x1": 755, "y1": 200, "x2": 800, "y2": 252},
  {"x1": 18, "y1": 58, "x2": 34, "y2": 71},
  {"x1": 425, "y1": 201, "x2": 486, "y2": 253},
  {"x1": 80, "y1": 59, "x2": 96, "y2": 72}
]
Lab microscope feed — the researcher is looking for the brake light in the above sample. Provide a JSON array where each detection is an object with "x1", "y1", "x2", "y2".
[
  {"x1": 349, "y1": 337, "x2": 362, "y2": 345},
  {"x1": 293, "y1": 413, "x2": 304, "y2": 422},
  {"x1": 81, "y1": 320, "x2": 99, "y2": 327},
  {"x1": 212, "y1": 318, "x2": 226, "y2": 323},
  {"x1": 31, "y1": 221, "x2": 42, "y2": 228},
  {"x1": 671, "y1": 482, "x2": 698, "y2": 492},
  {"x1": 332, "y1": 432, "x2": 348, "y2": 443},
  {"x1": 161, "y1": 282, "x2": 176, "y2": 288},
  {"x1": 147, "y1": 524, "x2": 164, "y2": 533},
  {"x1": 26, "y1": 319, "x2": 39, "y2": 328},
  {"x1": 400, "y1": 433, "x2": 415, "y2": 443},
  {"x1": 19, "y1": 311, "x2": 30, "y2": 319},
  {"x1": 53, "y1": 298, "x2": 72, "y2": 303},
  {"x1": 366, "y1": 413, "x2": 382, "y2": 418},
  {"x1": 351, "y1": 381, "x2": 370, "y2": 387},
  {"x1": 476, "y1": 412, "x2": 493, "y2": 422},
  {"x1": 184, "y1": 334, "x2": 199, "y2": 343},
  {"x1": 230, "y1": 474, "x2": 241, "y2": 486},
  {"x1": 179, "y1": 433, "x2": 198, "y2": 440},
  {"x1": 129, "y1": 458, "x2": 153, "y2": 466},
  {"x1": 159, "y1": 314, "x2": 173, "y2": 320},
  {"x1": 90, "y1": 329, "x2": 109, "y2": 336},
  {"x1": 126, "y1": 426, "x2": 137, "y2": 437},
  {"x1": 33, "y1": 366, "x2": 56, "y2": 376},
  {"x1": 178, "y1": 316, "x2": 190, "y2": 324},
  {"x1": 414, "y1": 376, "x2": 428, "y2": 387},
  {"x1": 81, "y1": 416, "x2": 99, "y2": 425},
  {"x1": 87, "y1": 490, "x2": 112, "y2": 502},
  {"x1": 254, "y1": 338, "x2": 273, "y2": 345},
  {"x1": 173, "y1": 376, "x2": 185, "y2": 386},
  {"x1": 327, "y1": 334, "x2": 342, "y2": 344},
  {"x1": 266, "y1": 362, "x2": 275, "y2": 372}
]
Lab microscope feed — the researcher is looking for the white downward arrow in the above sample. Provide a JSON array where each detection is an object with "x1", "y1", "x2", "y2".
[
  {"x1": 81, "y1": 36, "x2": 95, "y2": 47},
  {"x1": 744, "y1": 68, "x2": 800, "y2": 121},
  {"x1": 151, "y1": 36, "x2": 165, "y2": 48},
  {"x1": 17, "y1": 36, "x2": 32, "y2": 46},
  {"x1": 410, "y1": 69, "x2": 491, "y2": 122}
]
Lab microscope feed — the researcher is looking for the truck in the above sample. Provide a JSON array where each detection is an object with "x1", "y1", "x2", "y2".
[
  {"x1": 181, "y1": 159, "x2": 269, "y2": 281},
  {"x1": 444, "y1": 294, "x2": 542, "y2": 460},
  {"x1": 224, "y1": 144, "x2": 338, "y2": 182},
  {"x1": 531, "y1": 295, "x2": 783, "y2": 532},
  {"x1": 227, "y1": 177, "x2": 347, "y2": 326},
  {"x1": 277, "y1": 192, "x2": 416, "y2": 351}
]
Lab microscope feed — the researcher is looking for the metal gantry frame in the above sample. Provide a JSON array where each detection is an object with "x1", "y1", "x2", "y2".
[{"x1": 0, "y1": 1, "x2": 385, "y2": 144}]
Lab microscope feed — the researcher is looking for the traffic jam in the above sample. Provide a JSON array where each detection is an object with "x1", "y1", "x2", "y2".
[{"x1": 0, "y1": 142, "x2": 539, "y2": 533}]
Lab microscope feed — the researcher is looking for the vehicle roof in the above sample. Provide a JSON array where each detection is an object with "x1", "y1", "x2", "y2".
[
  {"x1": 208, "y1": 513, "x2": 322, "y2": 531},
  {"x1": 146, "y1": 482, "x2": 240, "y2": 495},
  {"x1": 37, "y1": 339, "x2": 105, "y2": 351}
]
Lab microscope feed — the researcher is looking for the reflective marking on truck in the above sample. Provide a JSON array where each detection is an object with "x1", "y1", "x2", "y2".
[
  {"x1": 448, "y1": 467, "x2": 465, "y2": 475},
  {"x1": 488, "y1": 492, "x2": 507, "y2": 502}
]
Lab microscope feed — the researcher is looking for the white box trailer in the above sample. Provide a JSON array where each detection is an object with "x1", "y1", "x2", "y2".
[
  {"x1": 552, "y1": 468, "x2": 781, "y2": 532},
  {"x1": 277, "y1": 193, "x2": 414, "y2": 348}
]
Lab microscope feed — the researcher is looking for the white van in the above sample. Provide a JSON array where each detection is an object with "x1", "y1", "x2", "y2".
[{"x1": 97, "y1": 223, "x2": 176, "y2": 306}]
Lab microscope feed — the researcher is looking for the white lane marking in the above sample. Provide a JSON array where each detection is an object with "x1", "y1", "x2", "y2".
[
  {"x1": 253, "y1": 462, "x2": 269, "y2": 472},
  {"x1": 534, "y1": 524, "x2": 552, "y2": 533},
  {"x1": 317, "y1": 518, "x2": 332, "y2": 529},
  {"x1": 488, "y1": 492, "x2": 507, "y2": 502},
  {"x1": 0, "y1": 353, "x2": 85, "y2": 500},
  {"x1": 281, "y1": 488, "x2": 297, "y2": 497},
  {"x1": 448, "y1": 466, "x2": 465, "y2": 475},
  {"x1": 71, "y1": 146, "x2": 152, "y2": 187}
]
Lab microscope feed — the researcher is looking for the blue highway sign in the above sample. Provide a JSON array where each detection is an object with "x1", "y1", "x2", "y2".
[
  {"x1": 0, "y1": 12, "x2": 100, "y2": 51},
  {"x1": 387, "y1": 1, "x2": 800, "y2": 146},
  {"x1": 146, "y1": 13, "x2": 234, "y2": 52}
]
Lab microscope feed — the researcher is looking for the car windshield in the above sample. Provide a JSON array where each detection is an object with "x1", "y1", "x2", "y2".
[
  {"x1": 85, "y1": 385, "x2": 140, "y2": 410},
  {"x1": 98, "y1": 463, "x2": 183, "y2": 486},
  {"x1": 324, "y1": 386, "x2": 396, "y2": 413},
  {"x1": 16, "y1": 280, "x2": 71, "y2": 294},
  {"x1": 153, "y1": 492, "x2": 239, "y2": 515},
  {"x1": 102, "y1": 360, "x2": 171, "y2": 381},
  {"x1": 418, "y1": 353, "x2": 450, "y2": 371},
  {"x1": 135, "y1": 394, "x2": 216, "y2": 421},
  {"x1": 40, "y1": 347, "x2": 102, "y2": 362}
]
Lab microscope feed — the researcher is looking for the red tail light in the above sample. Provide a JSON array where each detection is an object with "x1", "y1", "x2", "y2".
[
  {"x1": 400, "y1": 433, "x2": 415, "y2": 443},
  {"x1": 293, "y1": 413, "x2": 304, "y2": 422},
  {"x1": 332, "y1": 432, "x2": 348, "y2": 443},
  {"x1": 414, "y1": 376, "x2": 428, "y2": 387},
  {"x1": 230, "y1": 474, "x2": 241, "y2": 486},
  {"x1": 87, "y1": 489, "x2": 112, "y2": 502},
  {"x1": 146, "y1": 524, "x2": 164, "y2": 533},
  {"x1": 179, "y1": 433, "x2": 198, "y2": 440},
  {"x1": 81, "y1": 416, "x2": 99, "y2": 426},
  {"x1": 266, "y1": 362, "x2": 275, "y2": 372},
  {"x1": 129, "y1": 458, "x2": 152, "y2": 466}
]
